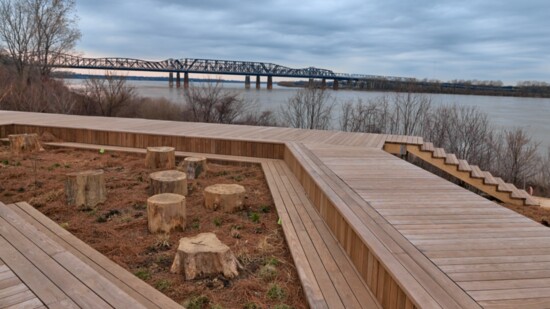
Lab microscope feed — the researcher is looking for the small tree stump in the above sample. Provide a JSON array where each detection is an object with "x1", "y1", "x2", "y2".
[
  {"x1": 145, "y1": 147, "x2": 175, "y2": 169},
  {"x1": 180, "y1": 157, "x2": 207, "y2": 180},
  {"x1": 9, "y1": 134, "x2": 44, "y2": 154},
  {"x1": 147, "y1": 193, "x2": 186, "y2": 233},
  {"x1": 204, "y1": 184, "x2": 246, "y2": 212},
  {"x1": 149, "y1": 170, "x2": 188, "y2": 196},
  {"x1": 170, "y1": 233, "x2": 239, "y2": 280},
  {"x1": 65, "y1": 170, "x2": 107, "y2": 208}
]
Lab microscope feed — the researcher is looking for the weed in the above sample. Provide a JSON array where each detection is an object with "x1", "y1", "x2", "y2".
[
  {"x1": 59, "y1": 222, "x2": 69, "y2": 229},
  {"x1": 132, "y1": 203, "x2": 147, "y2": 210},
  {"x1": 183, "y1": 295, "x2": 210, "y2": 309},
  {"x1": 17, "y1": 187, "x2": 25, "y2": 192},
  {"x1": 153, "y1": 234, "x2": 171, "y2": 250},
  {"x1": 214, "y1": 171, "x2": 228, "y2": 177},
  {"x1": 258, "y1": 264, "x2": 278, "y2": 282},
  {"x1": 249, "y1": 212, "x2": 260, "y2": 223},
  {"x1": 191, "y1": 218, "x2": 200, "y2": 229},
  {"x1": 231, "y1": 224, "x2": 243, "y2": 230},
  {"x1": 156, "y1": 254, "x2": 173, "y2": 268},
  {"x1": 137, "y1": 175, "x2": 144, "y2": 182},
  {"x1": 232, "y1": 175, "x2": 244, "y2": 182},
  {"x1": 260, "y1": 204, "x2": 271, "y2": 213},
  {"x1": 265, "y1": 256, "x2": 280, "y2": 267},
  {"x1": 154, "y1": 279, "x2": 171, "y2": 292},
  {"x1": 213, "y1": 217, "x2": 223, "y2": 227},
  {"x1": 210, "y1": 305, "x2": 224, "y2": 309},
  {"x1": 118, "y1": 213, "x2": 133, "y2": 223},
  {"x1": 243, "y1": 303, "x2": 260, "y2": 309},
  {"x1": 1, "y1": 160, "x2": 8, "y2": 165},
  {"x1": 273, "y1": 305, "x2": 292, "y2": 309},
  {"x1": 267, "y1": 283, "x2": 286, "y2": 301},
  {"x1": 231, "y1": 230, "x2": 241, "y2": 239},
  {"x1": 64, "y1": 164, "x2": 71, "y2": 168},
  {"x1": 134, "y1": 268, "x2": 151, "y2": 281},
  {"x1": 96, "y1": 209, "x2": 121, "y2": 223},
  {"x1": 15, "y1": 161, "x2": 21, "y2": 166}
]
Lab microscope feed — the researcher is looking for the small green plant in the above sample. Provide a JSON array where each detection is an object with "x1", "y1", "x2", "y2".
[
  {"x1": 134, "y1": 268, "x2": 151, "y2": 281},
  {"x1": 1, "y1": 160, "x2": 8, "y2": 165},
  {"x1": 258, "y1": 264, "x2": 278, "y2": 282},
  {"x1": 15, "y1": 161, "x2": 21, "y2": 166},
  {"x1": 249, "y1": 212, "x2": 260, "y2": 223},
  {"x1": 17, "y1": 187, "x2": 25, "y2": 192},
  {"x1": 153, "y1": 234, "x2": 171, "y2": 249},
  {"x1": 210, "y1": 304, "x2": 224, "y2": 309},
  {"x1": 183, "y1": 295, "x2": 210, "y2": 309},
  {"x1": 231, "y1": 230, "x2": 241, "y2": 239},
  {"x1": 137, "y1": 175, "x2": 144, "y2": 182},
  {"x1": 191, "y1": 218, "x2": 200, "y2": 229},
  {"x1": 59, "y1": 222, "x2": 69, "y2": 229},
  {"x1": 265, "y1": 256, "x2": 280, "y2": 267},
  {"x1": 154, "y1": 279, "x2": 171, "y2": 292},
  {"x1": 231, "y1": 224, "x2": 243, "y2": 230},
  {"x1": 213, "y1": 217, "x2": 222, "y2": 227},
  {"x1": 232, "y1": 175, "x2": 244, "y2": 182},
  {"x1": 273, "y1": 305, "x2": 292, "y2": 309},
  {"x1": 64, "y1": 163, "x2": 71, "y2": 168},
  {"x1": 214, "y1": 171, "x2": 229, "y2": 177},
  {"x1": 260, "y1": 205, "x2": 271, "y2": 213},
  {"x1": 267, "y1": 283, "x2": 286, "y2": 301},
  {"x1": 243, "y1": 303, "x2": 260, "y2": 309},
  {"x1": 132, "y1": 203, "x2": 147, "y2": 210}
]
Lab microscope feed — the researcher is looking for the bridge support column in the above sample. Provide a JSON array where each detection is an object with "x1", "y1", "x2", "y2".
[
  {"x1": 176, "y1": 72, "x2": 181, "y2": 88},
  {"x1": 184, "y1": 72, "x2": 189, "y2": 89},
  {"x1": 267, "y1": 76, "x2": 273, "y2": 90},
  {"x1": 308, "y1": 78, "x2": 314, "y2": 88},
  {"x1": 245, "y1": 75, "x2": 251, "y2": 89},
  {"x1": 169, "y1": 72, "x2": 174, "y2": 87},
  {"x1": 256, "y1": 75, "x2": 261, "y2": 89},
  {"x1": 321, "y1": 78, "x2": 326, "y2": 89},
  {"x1": 333, "y1": 79, "x2": 339, "y2": 90}
]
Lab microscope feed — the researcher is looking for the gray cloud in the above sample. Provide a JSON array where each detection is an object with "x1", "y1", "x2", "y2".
[{"x1": 76, "y1": 0, "x2": 550, "y2": 84}]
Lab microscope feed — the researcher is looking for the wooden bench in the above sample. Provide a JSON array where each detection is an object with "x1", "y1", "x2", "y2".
[
  {"x1": 0, "y1": 201, "x2": 182, "y2": 309},
  {"x1": 263, "y1": 160, "x2": 381, "y2": 309}
]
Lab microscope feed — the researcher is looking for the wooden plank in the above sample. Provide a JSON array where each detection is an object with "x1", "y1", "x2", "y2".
[
  {"x1": 458, "y1": 160, "x2": 472, "y2": 172},
  {"x1": 11, "y1": 202, "x2": 180, "y2": 309},
  {"x1": 445, "y1": 153, "x2": 459, "y2": 165}
]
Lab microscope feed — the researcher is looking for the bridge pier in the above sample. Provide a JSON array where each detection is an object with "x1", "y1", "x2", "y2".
[
  {"x1": 245, "y1": 75, "x2": 251, "y2": 89},
  {"x1": 322, "y1": 78, "x2": 326, "y2": 89},
  {"x1": 256, "y1": 75, "x2": 261, "y2": 89},
  {"x1": 176, "y1": 72, "x2": 181, "y2": 88},
  {"x1": 184, "y1": 72, "x2": 189, "y2": 89},
  {"x1": 267, "y1": 76, "x2": 273, "y2": 90},
  {"x1": 169, "y1": 72, "x2": 174, "y2": 88},
  {"x1": 333, "y1": 79, "x2": 339, "y2": 90},
  {"x1": 308, "y1": 78, "x2": 314, "y2": 88}
]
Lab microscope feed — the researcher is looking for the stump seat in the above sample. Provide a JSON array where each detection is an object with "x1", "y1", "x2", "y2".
[
  {"x1": 65, "y1": 169, "x2": 107, "y2": 208},
  {"x1": 9, "y1": 133, "x2": 44, "y2": 154},
  {"x1": 203, "y1": 184, "x2": 245, "y2": 212},
  {"x1": 147, "y1": 193, "x2": 186, "y2": 233},
  {"x1": 145, "y1": 147, "x2": 175, "y2": 169},
  {"x1": 170, "y1": 233, "x2": 239, "y2": 280},
  {"x1": 149, "y1": 170, "x2": 187, "y2": 196}
]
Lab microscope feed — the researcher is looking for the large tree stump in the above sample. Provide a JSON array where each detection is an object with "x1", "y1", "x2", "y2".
[
  {"x1": 147, "y1": 193, "x2": 186, "y2": 233},
  {"x1": 149, "y1": 170, "x2": 188, "y2": 196},
  {"x1": 179, "y1": 157, "x2": 207, "y2": 180},
  {"x1": 9, "y1": 134, "x2": 44, "y2": 154},
  {"x1": 170, "y1": 233, "x2": 239, "y2": 280},
  {"x1": 145, "y1": 147, "x2": 175, "y2": 169},
  {"x1": 65, "y1": 170, "x2": 107, "y2": 208},
  {"x1": 204, "y1": 184, "x2": 246, "y2": 212}
]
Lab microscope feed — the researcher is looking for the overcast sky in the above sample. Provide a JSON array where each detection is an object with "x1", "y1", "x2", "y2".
[{"x1": 76, "y1": 0, "x2": 550, "y2": 84}]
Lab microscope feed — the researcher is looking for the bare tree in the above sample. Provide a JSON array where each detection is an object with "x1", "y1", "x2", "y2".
[
  {"x1": 83, "y1": 72, "x2": 136, "y2": 117},
  {"x1": 495, "y1": 128, "x2": 541, "y2": 187},
  {"x1": 388, "y1": 92, "x2": 431, "y2": 135},
  {"x1": 280, "y1": 86, "x2": 334, "y2": 130},
  {"x1": 340, "y1": 98, "x2": 389, "y2": 133},
  {"x1": 182, "y1": 81, "x2": 250, "y2": 124},
  {"x1": 0, "y1": 0, "x2": 80, "y2": 76}
]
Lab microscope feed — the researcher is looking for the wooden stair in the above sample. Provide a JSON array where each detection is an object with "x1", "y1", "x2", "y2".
[{"x1": 385, "y1": 141, "x2": 539, "y2": 207}]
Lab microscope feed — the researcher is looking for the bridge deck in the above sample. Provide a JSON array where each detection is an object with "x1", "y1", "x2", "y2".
[{"x1": 1, "y1": 111, "x2": 550, "y2": 308}]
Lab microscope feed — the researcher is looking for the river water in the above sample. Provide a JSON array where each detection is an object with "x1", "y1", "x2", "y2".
[{"x1": 64, "y1": 79, "x2": 550, "y2": 151}]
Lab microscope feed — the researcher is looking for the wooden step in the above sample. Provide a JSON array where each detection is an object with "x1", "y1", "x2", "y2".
[
  {"x1": 482, "y1": 171, "x2": 498, "y2": 185},
  {"x1": 525, "y1": 196, "x2": 540, "y2": 206},
  {"x1": 494, "y1": 177, "x2": 513, "y2": 193},
  {"x1": 421, "y1": 142, "x2": 434, "y2": 152},
  {"x1": 445, "y1": 153, "x2": 459, "y2": 165},
  {"x1": 458, "y1": 160, "x2": 472, "y2": 172},
  {"x1": 433, "y1": 148, "x2": 446, "y2": 158},
  {"x1": 469, "y1": 165, "x2": 484, "y2": 178}
]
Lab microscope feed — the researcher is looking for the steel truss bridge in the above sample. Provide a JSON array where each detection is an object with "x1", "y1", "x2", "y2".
[{"x1": 40, "y1": 53, "x2": 411, "y2": 89}]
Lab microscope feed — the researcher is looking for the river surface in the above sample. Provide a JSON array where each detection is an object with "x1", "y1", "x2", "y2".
[{"x1": 64, "y1": 79, "x2": 550, "y2": 152}]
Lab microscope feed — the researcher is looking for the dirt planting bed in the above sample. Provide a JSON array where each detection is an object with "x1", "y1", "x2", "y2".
[{"x1": 0, "y1": 145, "x2": 306, "y2": 309}]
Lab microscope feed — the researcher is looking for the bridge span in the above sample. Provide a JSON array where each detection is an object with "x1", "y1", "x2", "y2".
[{"x1": 42, "y1": 54, "x2": 409, "y2": 90}]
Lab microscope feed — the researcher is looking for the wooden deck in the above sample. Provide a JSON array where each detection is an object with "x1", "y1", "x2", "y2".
[{"x1": 2, "y1": 111, "x2": 550, "y2": 308}]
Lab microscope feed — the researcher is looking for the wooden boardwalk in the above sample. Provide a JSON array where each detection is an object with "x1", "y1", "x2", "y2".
[{"x1": 2, "y1": 111, "x2": 550, "y2": 308}]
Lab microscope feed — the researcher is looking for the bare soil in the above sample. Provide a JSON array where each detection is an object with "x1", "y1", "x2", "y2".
[{"x1": 0, "y1": 145, "x2": 306, "y2": 309}]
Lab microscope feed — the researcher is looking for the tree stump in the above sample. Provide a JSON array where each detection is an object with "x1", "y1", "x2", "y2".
[
  {"x1": 179, "y1": 157, "x2": 207, "y2": 180},
  {"x1": 147, "y1": 193, "x2": 186, "y2": 233},
  {"x1": 204, "y1": 184, "x2": 246, "y2": 212},
  {"x1": 145, "y1": 147, "x2": 175, "y2": 169},
  {"x1": 65, "y1": 170, "x2": 107, "y2": 208},
  {"x1": 170, "y1": 233, "x2": 239, "y2": 280},
  {"x1": 9, "y1": 134, "x2": 44, "y2": 154},
  {"x1": 149, "y1": 170, "x2": 188, "y2": 196}
]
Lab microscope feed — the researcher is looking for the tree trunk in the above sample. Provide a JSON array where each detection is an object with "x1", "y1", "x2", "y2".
[
  {"x1": 9, "y1": 134, "x2": 44, "y2": 154},
  {"x1": 147, "y1": 193, "x2": 186, "y2": 234},
  {"x1": 170, "y1": 233, "x2": 239, "y2": 280},
  {"x1": 65, "y1": 170, "x2": 107, "y2": 208},
  {"x1": 149, "y1": 170, "x2": 188, "y2": 196},
  {"x1": 145, "y1": 146, "x2": 175, "y2": 169},
  {"x1": 204, "y1": 184, "x2": 246, "y2": 212}
]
